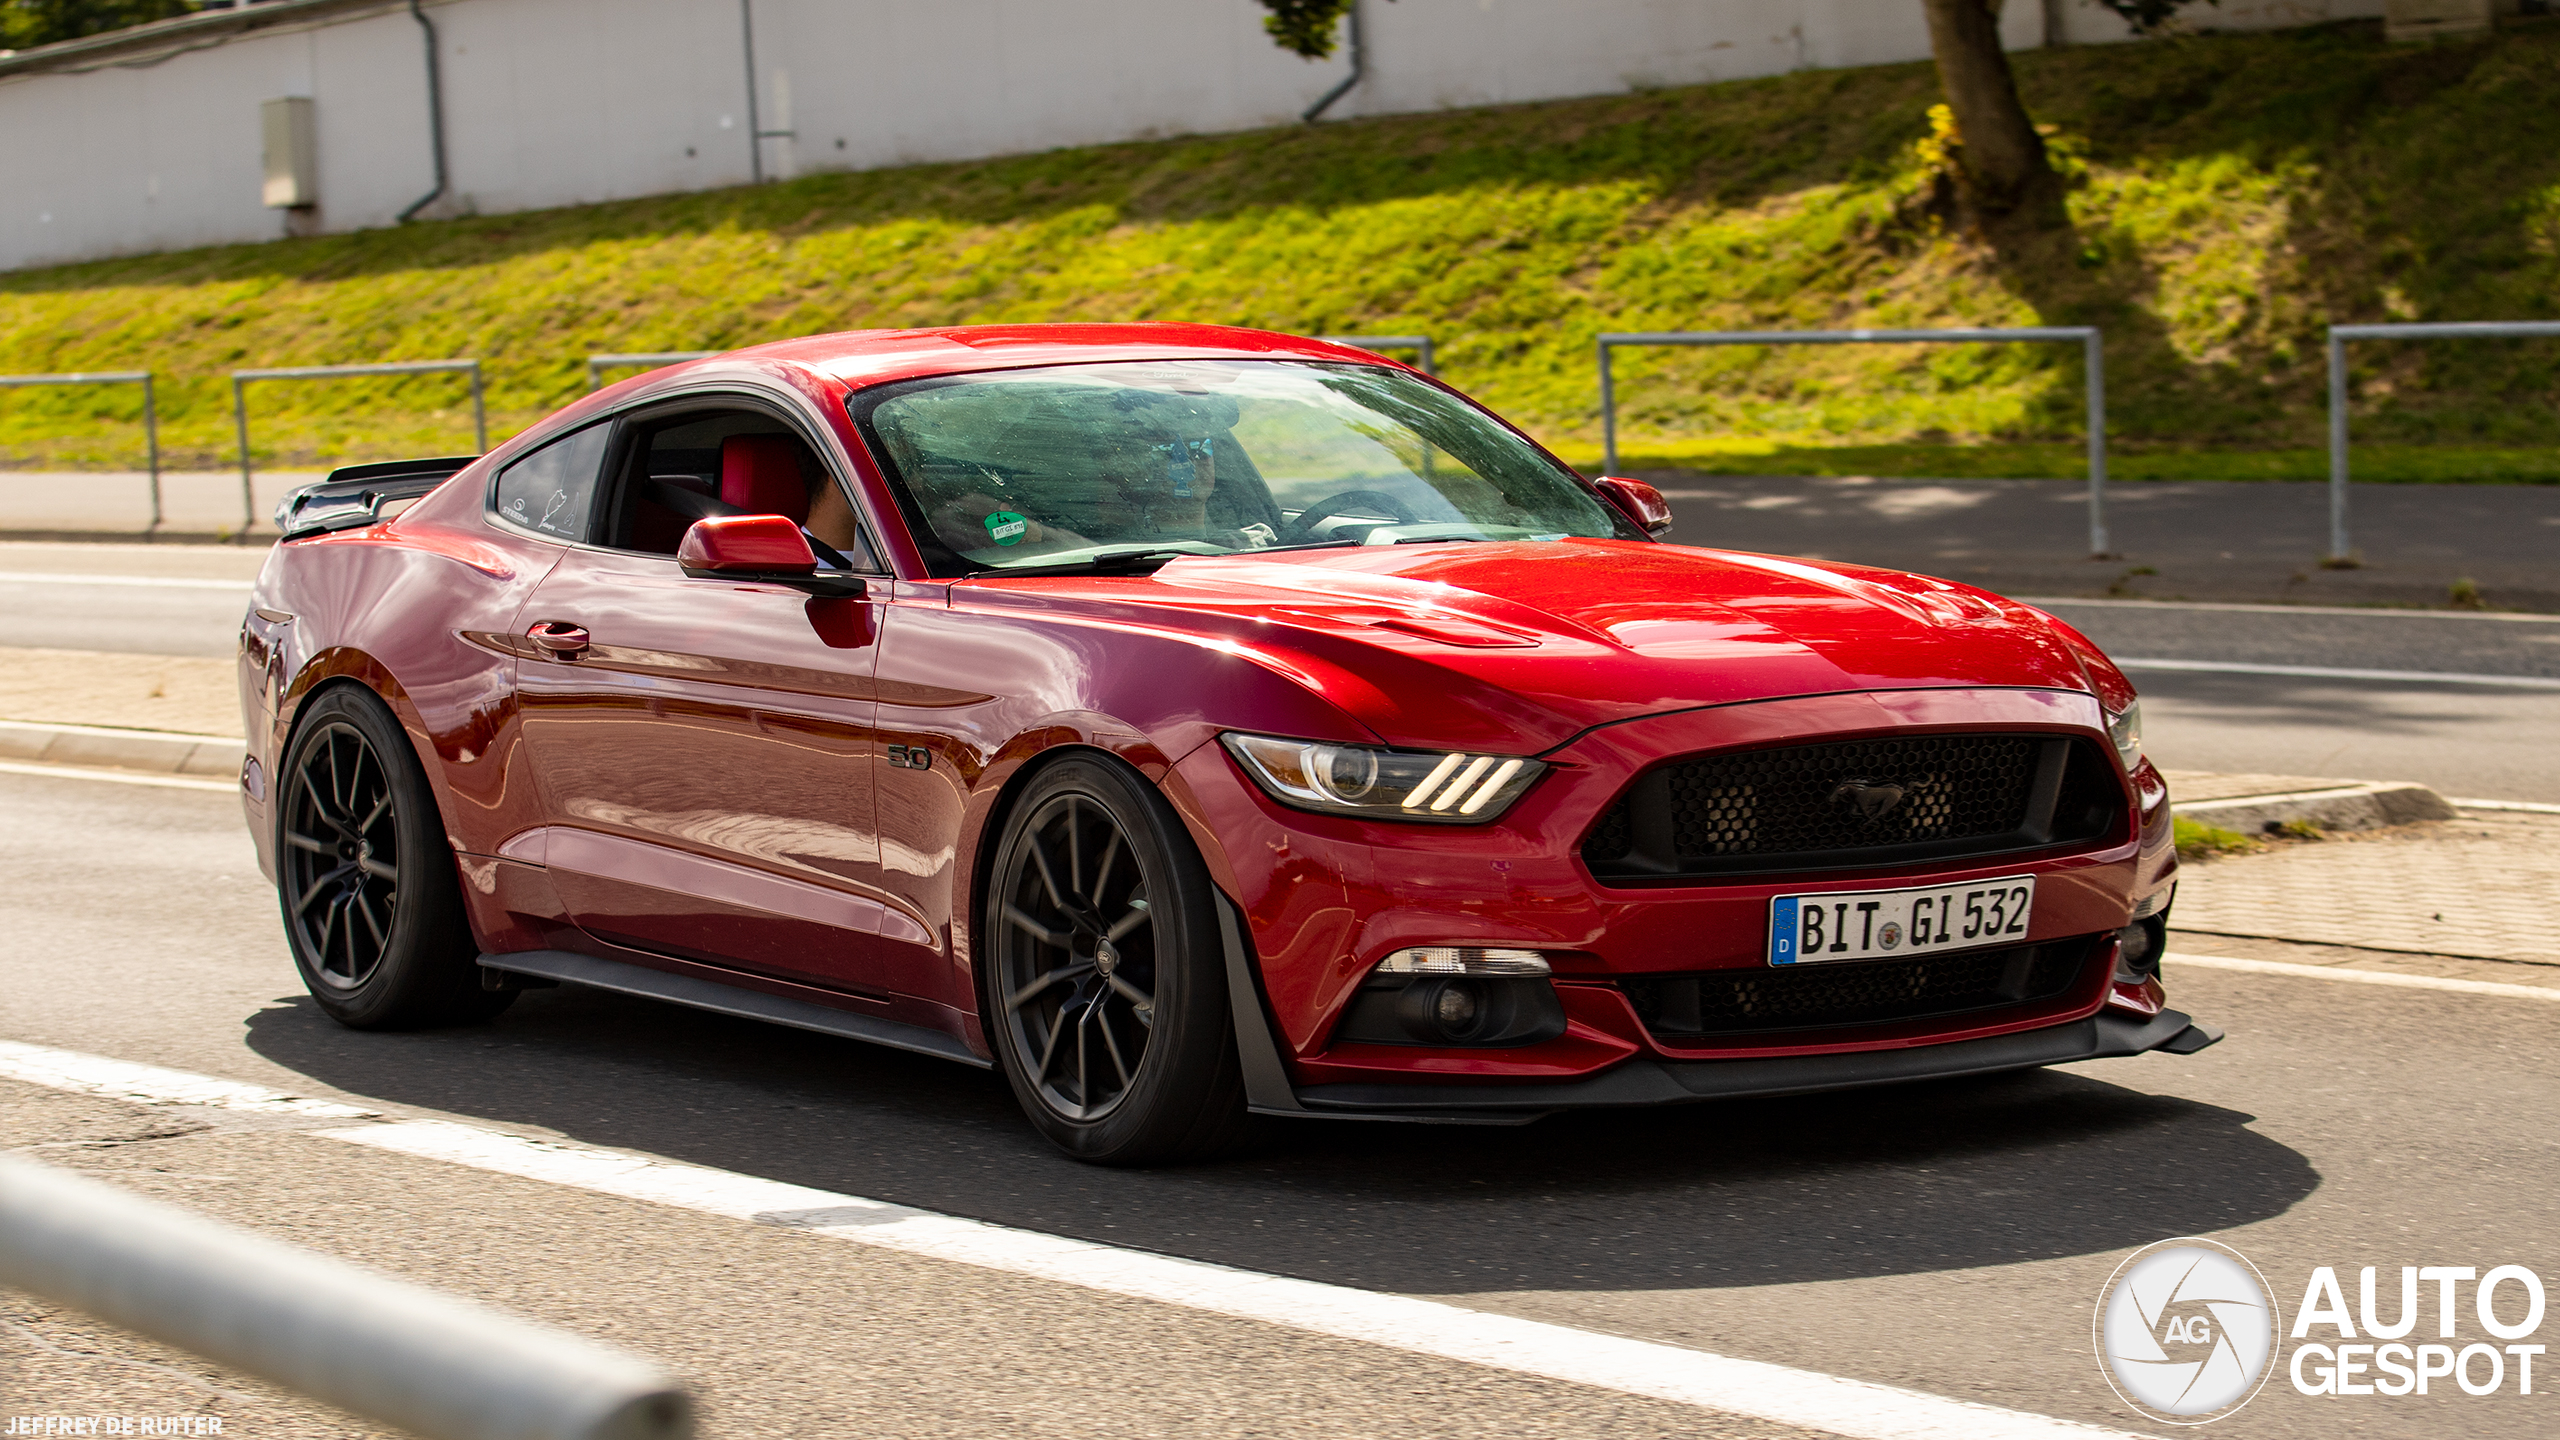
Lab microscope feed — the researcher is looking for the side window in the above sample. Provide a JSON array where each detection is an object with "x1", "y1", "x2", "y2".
[
  {"x1": 493, "y1": 424, "x2": 612, "y2": 541},
  {"x1": 597, "y1": 404, "x2": 885, "y2": 571}
]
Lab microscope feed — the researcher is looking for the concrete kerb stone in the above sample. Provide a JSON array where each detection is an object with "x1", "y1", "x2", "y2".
[
  {"x1": 0, "y1": 718, "x2": 246, "y2": 779},
  {"x1": 2174, "y1": 781, "x2": 2457, "y2": 835}
]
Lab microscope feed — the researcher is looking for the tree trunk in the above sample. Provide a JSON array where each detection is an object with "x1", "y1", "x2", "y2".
[{"x1": 1921, "y1": 0, "x2": 2053, "y2": 214}]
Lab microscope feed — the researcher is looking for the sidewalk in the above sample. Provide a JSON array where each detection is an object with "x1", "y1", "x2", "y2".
[
  {"x1": 0, "y1": 468, "x2": 320, "y2": 540},
  {"x1": 1641, "y1": 474, "x2": 2560, "y2": 612},
  {"x1": 0, "y1": 645, "x2": 242, "y2": 736},
  {"x1": 2169, "y1": 804, "x2": 2560, "y2": 969}
]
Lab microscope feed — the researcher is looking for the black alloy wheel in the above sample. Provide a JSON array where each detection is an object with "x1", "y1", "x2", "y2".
[
  {"x1": 985, "y1": 756, "x2": 1248, "y2": 1163},
  {"x1": 276, "y1": 687, "x2": 510, "y2": 1028},
  {"x1": 282, "y1": 718, "x2": 402, "y2": 991}
]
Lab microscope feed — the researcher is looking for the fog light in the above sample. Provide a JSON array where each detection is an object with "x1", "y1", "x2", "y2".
[
  {"x1": 1432, "y1": 981, "x2": 1481, "y2": 1031},
  {"x1": 1395, "y1": 977, "x2": 1497, "y2": 1043},
  {"x1": 2116, "y1": 916, "x2": 2165, "y2": 982}
]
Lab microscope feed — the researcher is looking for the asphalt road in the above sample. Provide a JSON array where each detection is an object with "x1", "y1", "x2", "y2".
[
  {"x1": 2026, "y1": 599, "x2": 2560, "y2": 804},
  {"x1": 0, "y1": 540, "x2": 262, "y2": 657},
  {"x1": 3, "y1": 768, "x2": 2554, "y2": 1437}
]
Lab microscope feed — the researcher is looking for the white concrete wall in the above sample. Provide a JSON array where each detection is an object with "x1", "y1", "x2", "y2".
[{"x1": 0, "y1": 0, "x2": 2385, "y2": 274}]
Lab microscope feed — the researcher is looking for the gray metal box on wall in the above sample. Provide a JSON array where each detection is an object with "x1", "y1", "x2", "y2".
[
  {"x1": 261, "y1": 96, "x2": 316, "y2": 209},
  {"x1": 2384, "y1": 0, "x2": 2522, "y2": 39}
]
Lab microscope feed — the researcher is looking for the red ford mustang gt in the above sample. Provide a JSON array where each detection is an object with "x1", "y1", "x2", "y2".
[{"x1": 239, "y1": 323, "x2": 2216, "y2": 1164}]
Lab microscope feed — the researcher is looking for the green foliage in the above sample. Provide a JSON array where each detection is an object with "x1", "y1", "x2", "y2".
[
  {"x1": 0, "y1": 0, "x2": 194, "y2": 49},
  {"x1": 3, "y1": 20, "x2": 2558, "y2": 474},
  {"x1": 2174, "y1": 816, "x2": 2260, "y2": 860},
  {"x1": 1255, "y1": 0, "x2": 1352, "y2": 60}
]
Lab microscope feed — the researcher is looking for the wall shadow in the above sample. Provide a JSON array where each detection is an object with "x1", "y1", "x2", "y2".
[{"x1": 246, "y1": 981, "x2": 2316, "y2": 1297}]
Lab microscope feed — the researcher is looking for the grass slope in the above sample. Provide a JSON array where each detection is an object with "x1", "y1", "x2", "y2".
[{"x1": 3, "y1": 19, "x2": 2557, "y2": 476}]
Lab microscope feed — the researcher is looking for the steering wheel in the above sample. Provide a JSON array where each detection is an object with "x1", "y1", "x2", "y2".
[{"x1": 1277, "y1": 489, "x2": 1421, "y2": 545}]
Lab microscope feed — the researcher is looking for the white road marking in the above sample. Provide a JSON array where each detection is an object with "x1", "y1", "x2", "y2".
[
  {"x1": 0, "y1": 760, "x2": 236, "y2": 792},
  {"x1": 0, "y1": 1041, "x2": 374, "y2": 1118},
  {"x1": 2452, "y1": 797, "x2": 2560, "y2": 814},
  {"x1": 2169, "y1": 952, "x2": 2560, "y2": 1003},
  {"x1": 2024, "y1": 596, "x2": 2560, "y2": 623},
  {"x1": 322, "y1": 1120, "x2": 2137, "y2": 1440},
  {"x1": 0, "y1": 719, "x2": 241, "y2": 744},
  {"x1": 0, "y1": 1039, "x2": 2142, "y2": 1440},
  {"x1": 2115, "y1": 657, "x2": 2560, "y2": 689},
  {"x1": 0, "y1": 571, "x2": 254, "y2": 591}
]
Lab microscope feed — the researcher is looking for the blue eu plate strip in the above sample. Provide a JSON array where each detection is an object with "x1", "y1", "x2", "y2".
[{"x1": 1768, "y1": 896, "x2": 1799, "y2": 966}]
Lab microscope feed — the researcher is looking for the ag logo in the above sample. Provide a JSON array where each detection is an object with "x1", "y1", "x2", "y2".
[
  {"x1": 1827, "y1": 779, "x2": 1908, "y2": 822},
  {"x1": 2096, "y1": 1237, "x2": 2280, "y2": 1424}
]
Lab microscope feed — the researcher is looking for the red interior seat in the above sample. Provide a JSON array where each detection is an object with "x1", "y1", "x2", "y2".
[{"x1": 721, "y1": 435, "x2": 810, "y2": 523}]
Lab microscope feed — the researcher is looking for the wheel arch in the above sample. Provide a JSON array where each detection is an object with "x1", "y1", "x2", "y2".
[
  {"x1": 954, "y1": 729, "x2": 1245, "y2": 1030},
  {"x1": 272, "y1": 659, "x2": 475, "y2": 924}
]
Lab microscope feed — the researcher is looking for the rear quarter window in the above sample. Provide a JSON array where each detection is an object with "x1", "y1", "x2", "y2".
[{"x1": 493, "y1": 424, "x2": 612, "y2": 540}]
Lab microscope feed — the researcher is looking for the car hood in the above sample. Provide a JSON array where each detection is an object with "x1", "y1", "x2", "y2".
[{"x1": 969, "y1": 539, "x2": 2101, "y2": 752}]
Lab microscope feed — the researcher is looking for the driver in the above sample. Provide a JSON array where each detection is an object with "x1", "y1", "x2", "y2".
[{"x1": 1078, "y1": 424, "x2": 1275, "y2": 550}]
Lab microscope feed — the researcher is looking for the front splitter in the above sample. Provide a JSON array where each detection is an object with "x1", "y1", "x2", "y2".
[{"x1": 1264, "y1": 1008, "x2": 2221, "y2": 1125}]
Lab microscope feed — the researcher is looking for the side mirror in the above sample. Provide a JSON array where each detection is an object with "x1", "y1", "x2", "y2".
[
  {"x1": 1593, "y1": 476, "x2": 1674, "y2": 537},
  {"x1": 679, "y1": 514, "x2": 817, "y2": 574},
  {"x1": 678, "y1": 515, "x2": 870, "y2": 597}
]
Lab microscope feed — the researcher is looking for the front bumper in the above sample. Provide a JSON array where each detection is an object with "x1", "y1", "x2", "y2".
[
  {"x1": 1269, "y1": 1007, "x2": 2222, "y2": 1123},
  {"x1": 1177, "y1": 686, "x2": 2183, "y2": 1091}
]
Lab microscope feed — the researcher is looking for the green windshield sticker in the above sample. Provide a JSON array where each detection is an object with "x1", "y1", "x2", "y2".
[{"x1": 984, "y1": 511, "x2": 1029, "y2": 546}]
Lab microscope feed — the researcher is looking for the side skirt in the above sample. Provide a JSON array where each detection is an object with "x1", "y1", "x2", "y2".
[{"x1": 477, "y1": 949, "x2": 992, "y2": 1070}]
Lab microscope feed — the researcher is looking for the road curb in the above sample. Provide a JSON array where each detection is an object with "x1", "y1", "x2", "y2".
[
  {"x1": 0, "y1": 718, "x2": 246, "y2": 780},
  {"x1": 2175, "y1": 780, "x2": 2457, "y2": 835}
]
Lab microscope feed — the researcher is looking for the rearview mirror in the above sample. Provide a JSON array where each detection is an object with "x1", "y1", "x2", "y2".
[
  {"x1": 1593, "y1": 476, "x2": 1674, "y2": 537},
  {"x1": 678, "y1": 515, "x2": 868, "y2": 597}
]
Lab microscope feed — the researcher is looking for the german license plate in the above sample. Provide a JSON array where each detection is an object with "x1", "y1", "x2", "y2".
[{"x1": 1768, "y1": 875, "x2": 2036, "y2": 966}]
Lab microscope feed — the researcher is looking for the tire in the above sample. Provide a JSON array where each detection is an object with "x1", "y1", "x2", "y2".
[
  {"x1": 275, "y1": 686, "x2": 513, "y2": 1029},
  {"x1": 982, "y1": 754, "x2": 1249, "y2": 1165}
]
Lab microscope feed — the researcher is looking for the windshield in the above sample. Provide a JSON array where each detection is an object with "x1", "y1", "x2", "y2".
[{"x1": 846, "y1": 359, "x2": 1641, "y2": 575}]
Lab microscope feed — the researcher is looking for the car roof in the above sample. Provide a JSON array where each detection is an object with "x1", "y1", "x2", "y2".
[{"x1": 703, "y1": 323, "x2": 1411, "y2": 391}]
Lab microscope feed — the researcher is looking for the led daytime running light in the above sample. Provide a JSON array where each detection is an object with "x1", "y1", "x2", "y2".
[{"x1": 1221, "y1": 733, "x2": 1545, "y2": 826}]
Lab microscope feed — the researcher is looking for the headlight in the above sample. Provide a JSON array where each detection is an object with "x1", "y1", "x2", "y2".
[
  {"x1": 2107, "y1": 700, "x2": 2143, "y2": 770},
  {"x1": 1220, "y1": 733, "x2": 1545, "y2": 824}
]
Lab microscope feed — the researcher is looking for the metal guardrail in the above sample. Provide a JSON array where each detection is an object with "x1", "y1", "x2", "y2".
[
  {"x1": 1316, "y1": 334, "x2": 1436, "y2": 376},
  {"x1": 588, "y1": 351, "x2": 721, "y2": 391},
  {"x1": 0, "y1": 1154, "x2": 692, "y2": 1439},
  {"x1": 2325, "y1": 320, "x2": 2560, "y2": 564},
  {"x1": 0, "y1": 370, "x2": 161, "y2": 530},
  {"x1": 232, "y1": 360, "x2": 485, "y2": 535},
  {"x1": 1598, "y1": 328, "x2": 2114, "y2": 557}
]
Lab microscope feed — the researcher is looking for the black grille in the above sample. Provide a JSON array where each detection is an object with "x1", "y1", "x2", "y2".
[
  {"x1": 1584, "y1": 733, "x2": 2122, "y2": 880},
  {"x1": 1622, "y1": 935, "x2": 2096, "y2": 1040}
]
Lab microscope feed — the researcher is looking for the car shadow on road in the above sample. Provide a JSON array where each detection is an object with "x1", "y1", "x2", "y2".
[{"x1": 245, "y1": 981, "x2": 2317, "y2": 1297}]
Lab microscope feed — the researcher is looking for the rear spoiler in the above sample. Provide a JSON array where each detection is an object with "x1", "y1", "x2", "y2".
[{"x1": 273, "y1": 456, "x2": 477, "y2": 540}]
